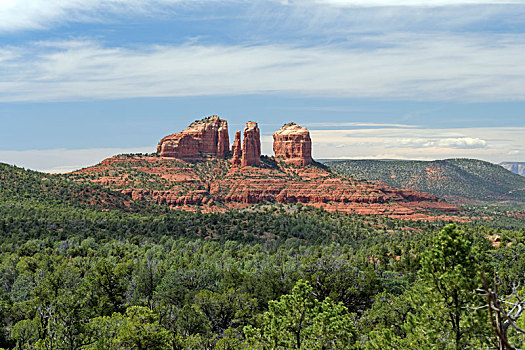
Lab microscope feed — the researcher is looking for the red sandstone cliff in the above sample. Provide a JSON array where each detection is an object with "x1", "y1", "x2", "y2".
[
  {"x1": 157, "y1": 115, "x2": 229, "y2": 159},
  {"x1": 231, "y1": 131, "x2": 242, "y2": 167},
  {"x1": 241, "y1": 121, "x2": 261, "y2": 167},
  {"x1": 273, "y1": 122, "x2": 313, "y2": 166},
  {"x1": 72, "y1": 155, "x2": 461, "y2": 221}
]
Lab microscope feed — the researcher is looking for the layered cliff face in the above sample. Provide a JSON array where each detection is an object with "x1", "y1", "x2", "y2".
[
  {"x1": 72, "y1": 155, "x2": 461, "y2": 221},
  {"x1": 273, "y1": 122, "x2": 312, "y2": 166},
  {"x1": 241, "y1": 121, "x2": 261, "y2": 167},
  {"x1": 157, "y1": 115, "x2": 229, "y2": 159}
]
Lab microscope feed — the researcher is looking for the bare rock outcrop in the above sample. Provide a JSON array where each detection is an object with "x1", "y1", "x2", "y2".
[
  {"x1": 157, "y1": 115, "x2": 229, "y2": 159},
  {"x1": 231, "y1": 131, "x2": 242, "y2": 167},
  {"x1": 273, "y1": 122, "x2": 312, "y2": 166},
  {"x1": 241, "y1": 121, "x2": 261, "y2": 167}
]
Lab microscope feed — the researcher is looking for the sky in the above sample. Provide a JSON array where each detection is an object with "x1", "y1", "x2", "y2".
[{"x1": 0, "y1": 0, "x2": 524, "y2": 172}]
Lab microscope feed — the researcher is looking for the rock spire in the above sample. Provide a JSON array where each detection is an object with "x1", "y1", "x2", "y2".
[
  {"x1": 231, "y1": 131, "x2": 242, "y2": 167},
  {"x1": 241, "y1": 121, "x2": 261, "y2": 167}
]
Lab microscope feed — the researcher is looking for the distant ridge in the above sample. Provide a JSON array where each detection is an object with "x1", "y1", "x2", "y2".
[
  {"x1": 323, "y1": 158, "x2": 525, "y2": 205},
  {"x1": 500, "y1": 162, "x2": 525, "y2": 177},
  {"x1": 0, "y1": 162, "x2": 141, "y2": 212}
]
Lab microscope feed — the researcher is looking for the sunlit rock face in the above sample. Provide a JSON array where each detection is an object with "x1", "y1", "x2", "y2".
[
  {"x1": 273, "y1": 122, "x2": 312, "y2": 167},
  {"x1": 157, "y1": 115, "x2": 229, "y2": 159},
  {"x1": 241, "y1": 121, "x2": 261, "y2": 167}
]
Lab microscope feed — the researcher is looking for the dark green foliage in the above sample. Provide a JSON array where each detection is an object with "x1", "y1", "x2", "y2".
[
  {"x1": 0, "y1": 162, "x2": 156, "y2": 213},
  {"x1": 419, "y1": 224, "x2": 489, "y2": 349},
  {"x1": 244, "y1": 280, "x2": 356, "y2": 349},
  {"x1": 1, "y1": 162, "x2": 525, "y2": 348}
]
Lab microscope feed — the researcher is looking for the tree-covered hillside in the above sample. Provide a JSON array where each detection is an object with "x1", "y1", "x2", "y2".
[
  {"x1": 324, "y1": 158, "x2": 525, "y2": 204},
  {"x1": 0, "y1": 163, "x2": 158, "y2": 213},
  {"x1": 2, "y1": 162, "x2": 525, "y2": 349}
]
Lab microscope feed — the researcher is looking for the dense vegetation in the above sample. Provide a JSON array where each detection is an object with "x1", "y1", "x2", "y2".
[
  {"x1": 0, "y1": 163, "x2": 160, "y2": 213},
  {"x1": 324, "y1": 158, "x2": 525, "y2": 204},
  {"x1": 1, "y1": 162, "x2": 525, "y2": 349}
]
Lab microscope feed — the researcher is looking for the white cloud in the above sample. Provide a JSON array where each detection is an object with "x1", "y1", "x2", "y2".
[
  {"x1": 0, "y1": 0, "x2": 188, "y2": 32},
  {"x1": 393, "y1": 137, "x2": 487, "y2": 149},
  {"x1": 1, "y1": 34, "x2": 525, "y2": 102},
  {"x1": 436, "y1": 137, "x2": 488, "y2": 149},
  {"x1": 309, "y1": 126, "x2": 525, "y2": 162},
  {"x1": 305, "y1": 122, "x2": 419, "y2": 128},
  {"x1": 311, "y1": 0, "x2": 525, "y2": 7},
  {"x1": 0, "y1": 0, "x2": 522, "y2": 33}
]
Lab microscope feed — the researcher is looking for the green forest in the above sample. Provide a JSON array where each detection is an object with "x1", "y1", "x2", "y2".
[
  {"x1": 1, "y1": 162, "x2": 525, "y2": 349},
  {"x1": 324, "y1": 158, "x2": 525, "y2": 204}
]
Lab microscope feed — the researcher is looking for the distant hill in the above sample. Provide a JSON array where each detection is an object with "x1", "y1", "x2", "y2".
[
  {"x1": 323, "y1": 158, "x2": 525, "y2": 205},
  {"x1": 0, "y1": 162, "x2": 151, "y2": 212},
  {"x1": 500, "y1": 162, "x2": 525, "y2": 177}
]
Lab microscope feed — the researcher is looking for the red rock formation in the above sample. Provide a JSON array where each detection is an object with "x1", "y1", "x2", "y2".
[
  {"x1": 157, "y1": 115, "x2": 229, "y2": 159},
  {"x1": 241, "y1": 121, "x2": 261, "y2": 167},
  {"x1": 73, "y1": 154, "x2": 462, "y2": 221},
  {"x1": 71, "y1": 116, "x2": 465, "y2": 221},
  {"x1": 231, "y1": 131, "x2": 242, "y2": 167},
  {"x1": 273, "y1": 122, "x2": 312, "y2": 166},
  {"x1": 216, "y1": 120, "x2": 229, "y2": 157}
]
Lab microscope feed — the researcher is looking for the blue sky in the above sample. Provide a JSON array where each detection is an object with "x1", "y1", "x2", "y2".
[{"x1": 0, "y1": 0, "x2": 524, "y2": 172}]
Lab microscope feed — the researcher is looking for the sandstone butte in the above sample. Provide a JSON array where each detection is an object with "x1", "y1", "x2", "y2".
[
  {"x1": 273, "y1": 122, "x2": 313, "y2": 166},
  {"x1": 70, "y1": 115, "x2": 462, "y2": 221},
  {"x1": 157, "y1": 115, "x2": 229, "y2": 159}
]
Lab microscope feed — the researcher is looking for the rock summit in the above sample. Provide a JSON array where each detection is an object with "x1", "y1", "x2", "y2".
[
  {"x1": 273, "y1": 122, "x2": 313, "y2": 166},
  {"x1": 158, "y1": 116, "x2": 315, "y2": 168},
  {"x1": 157, "y1": 115, "x2": 229, "y2": 159}
]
